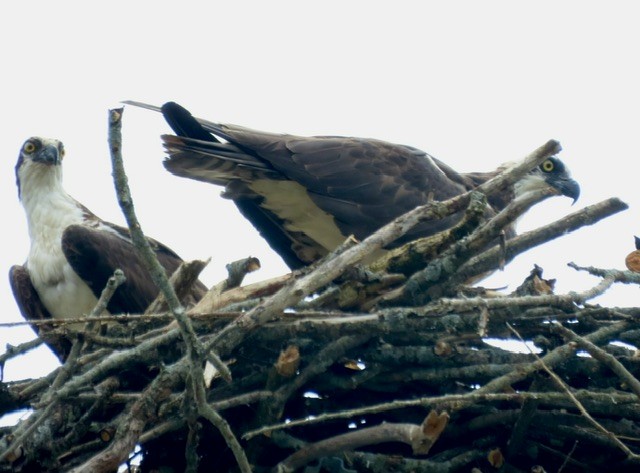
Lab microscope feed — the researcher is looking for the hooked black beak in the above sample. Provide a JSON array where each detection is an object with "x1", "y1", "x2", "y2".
[
  {"x1": 34, "y1": 145, "x2": 60, "y2": 165},
  {"x1": 551, "y1": 177, "x2": 580, "y2": 204}
]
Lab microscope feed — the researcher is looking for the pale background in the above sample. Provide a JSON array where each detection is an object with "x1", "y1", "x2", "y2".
[{"x1": 1, "y1": 2, "x2": 638, "y2": 423}]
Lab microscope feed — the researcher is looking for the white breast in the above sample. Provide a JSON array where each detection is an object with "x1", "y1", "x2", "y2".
[
  {"x1": 28, "y1": 239, "x2": 100, "y2": 320},
  {"x1": 22, "y1": 181, "x2": 102, "y2": 320}
]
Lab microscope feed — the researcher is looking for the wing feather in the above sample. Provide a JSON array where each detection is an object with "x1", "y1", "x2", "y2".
[
  {"x1": 134, "y1": 101, "x2": 478, "y2": 267},
  {"x1": 9, "y1": 265, "x2": 71, "y2": 361},
  {"x1": 62, "y1": 225, "x2": 205, "y2": 314}
]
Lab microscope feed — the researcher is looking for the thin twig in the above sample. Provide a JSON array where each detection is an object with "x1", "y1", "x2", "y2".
[
  {"x1": 553, "y1": 323, "x2": 640, "y2": 401},
  {"x1": 242, "y1": 389, "x2": 639, "y2": 441},
  {"x1": 0, "y1": 338, "x2": 43, "y2": 369},
  {"x1": 507, "y1": 322, "x2": 640, "y2": 460},
  {"x1": 0, "y1": 270, "x2": 126, "y2": 462},
  {"x1": 107, "y1": 108, "x2": 247, "y2": 471}
]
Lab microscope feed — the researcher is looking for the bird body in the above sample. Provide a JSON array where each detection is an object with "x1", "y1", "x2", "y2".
[
  {"x1": 125, "y1": 101, "x2": 580, "y2": 269},
  {"x1": 10, "y1": 137, "x2": 205, "y2": 358},
  {"x1": 24, "y1": 201, "x2": 99, "y2": 321}
]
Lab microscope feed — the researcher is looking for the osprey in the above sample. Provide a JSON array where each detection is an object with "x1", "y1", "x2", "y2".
[
  {"x1": 10, "y1": 137, "x2": 206, "y2": 360},
  {"x1": 125, "y1": 101, "x2": 580, "y2": 269}
]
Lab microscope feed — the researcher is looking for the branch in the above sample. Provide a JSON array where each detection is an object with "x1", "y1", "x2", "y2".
[
  {"x1": 452, "y1": 197, "x2": 628, "y2": 286},
  {"x1": 144, "y1": 259, "x2": 210, "y2": 315},
  {"x1": 68, "y1": 363, "x2": 184, "y2": 472},
  {"x1": 399, "y1": 187, "x2": 558, "y2": 304},
  {"x1": 568, "y1": 262, "x2": 640, "y2": 286},
  {"x1": 275, "y1": 411, "x2": 449, "y2": 472},
  {"x1": 189, "y1": 273, "x2": 292, "y2": 316},
  {"x1": 553, "y1": 323, "x2": 640, "y2": 401},
  {"x1": 475, "y1": 320, "x2": 630, "y2": 396},
  {"x1": 108, "y1": 108, "x2": 202, "y2": 356},
  {"x1": 107, "y1": 108, "x2": 247, "y2": 471},
  {"x1": 0, "y1": 339, "x2": 43, "y2": 373},
  {"x1": 243, "y1": 389, "x2": 639, "y2": 440},
  {"x1": 508, "y1": 322, "x2": 640, "y2": 461},
  {"x1": 206, "y1": 140, "x2": 562, "y2": 359},
  {"x1": 0, "y1": 270, "x2": 126, "y2": 462}
]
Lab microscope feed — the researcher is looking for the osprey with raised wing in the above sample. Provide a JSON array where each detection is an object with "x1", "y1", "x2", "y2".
[{"x1": 126, "y1": 101, "x2": 580, "y2": 270}]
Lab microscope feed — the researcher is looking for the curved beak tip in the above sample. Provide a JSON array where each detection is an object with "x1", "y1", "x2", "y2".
[{"x1": 562, "y1": 179, "x2": 580, "y2": 205}]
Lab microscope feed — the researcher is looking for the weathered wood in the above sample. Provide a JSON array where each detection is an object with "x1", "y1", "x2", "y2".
[{"x1": 1, "y1": 120, "x2": 636, "y2": 473}]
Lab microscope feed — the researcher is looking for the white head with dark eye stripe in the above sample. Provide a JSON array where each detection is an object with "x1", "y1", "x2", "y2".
[
  {"x1": 515, "y1": 156, "x2": 581, "y2": 203},
  {"x1": 15, "y1": 137, "x2": 66, "y2": 199}
]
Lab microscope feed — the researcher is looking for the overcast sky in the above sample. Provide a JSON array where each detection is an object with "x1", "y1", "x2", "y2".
[{"x1": 1, "y1": 2, "x2": 638, "y2": 404}]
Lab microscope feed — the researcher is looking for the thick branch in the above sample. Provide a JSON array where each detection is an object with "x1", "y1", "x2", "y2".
[
  {"x1": 276, "y1": 412, "x2": 448, "y2": 472},
  {"x1": 453, "y1": 197, "x2": 628, "y2": 285}
]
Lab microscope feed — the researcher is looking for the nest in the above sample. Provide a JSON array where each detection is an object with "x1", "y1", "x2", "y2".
[{"x1": 0, "y1": 110, "x2": 637, "y2": 473}]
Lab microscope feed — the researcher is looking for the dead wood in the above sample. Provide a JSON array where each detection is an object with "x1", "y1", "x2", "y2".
[{"x1": 0, "y1": 110, "x2": 637, "y2": 473}]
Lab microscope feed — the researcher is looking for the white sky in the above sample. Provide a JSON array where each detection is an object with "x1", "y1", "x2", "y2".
[{"x1": 1, "y1": 2, "x2": 638, "y2": 392}]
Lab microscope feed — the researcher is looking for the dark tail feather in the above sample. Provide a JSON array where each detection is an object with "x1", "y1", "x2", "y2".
[{"x1": 161, "y1": 102, "x2": 219, "y2": 143}]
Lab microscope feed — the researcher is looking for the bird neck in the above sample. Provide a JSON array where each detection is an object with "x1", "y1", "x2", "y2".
[{"x1": 19, "y1": 166, "x2": 85, "y2": 242}]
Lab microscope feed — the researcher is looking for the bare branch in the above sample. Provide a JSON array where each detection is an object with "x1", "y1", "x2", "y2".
[
  {"x1": 3, "y1": 134, "x2": 635, "y2": 473},
  {"x1": 275, "y1": 411, "x2": 449, "y2": 472}
]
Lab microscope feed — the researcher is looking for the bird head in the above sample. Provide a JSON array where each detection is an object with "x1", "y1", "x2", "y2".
[
  {"x1": 514, "y1": 156, "x2": 580, "y2": 204},
  {"x1": 15, "y1": 137, "x2": 66, "y2": 199}
]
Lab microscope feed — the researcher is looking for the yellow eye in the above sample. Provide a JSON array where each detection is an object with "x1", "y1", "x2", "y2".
[
  {"x1": 23, "y1": 142, "x2": 36, "y2": 154},
  {"x1": 59, "y1": 147, "x2": 66, "y2": 159},
  {"x1": 541, "y1": 160, "x2": 555, "y2": 172}
]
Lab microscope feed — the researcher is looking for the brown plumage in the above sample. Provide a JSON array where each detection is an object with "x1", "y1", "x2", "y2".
[
  {"x1": 10, "y1": 136, "x2": 207, "y2": 361},
  {"x1": 125, "y1": 101, "x2": 580, "y2": 270}
]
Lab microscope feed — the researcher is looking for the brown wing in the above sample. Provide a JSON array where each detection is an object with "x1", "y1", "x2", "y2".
[
  {"x1": 163, "y1": 136, "x2": 325, "y2": 268},
  {"x1": 274, "y1": 137, "x2": 468, "y2": 238},
  {"x1": 62, "y1": 224, "x2": 206, "y2": 314},
  {"x1": 9, "y1": 265, "x2": 71, "y2": 361},
  {"x1": 158, "y1": 102, "x2": 473, "y2": 267}
]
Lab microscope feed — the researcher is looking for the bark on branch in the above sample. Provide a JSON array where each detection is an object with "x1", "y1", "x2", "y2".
[{"x1": 1, "y1": 122, "x2": 635, "y2": 473}]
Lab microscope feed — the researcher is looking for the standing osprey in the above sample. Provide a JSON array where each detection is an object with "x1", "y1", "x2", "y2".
[
  {"x1": 125, "y1": 101, "x2": 580, "y2": 269},
  {"x1": 10, "y1": 137, "x2": 206, "y2": 360}
]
